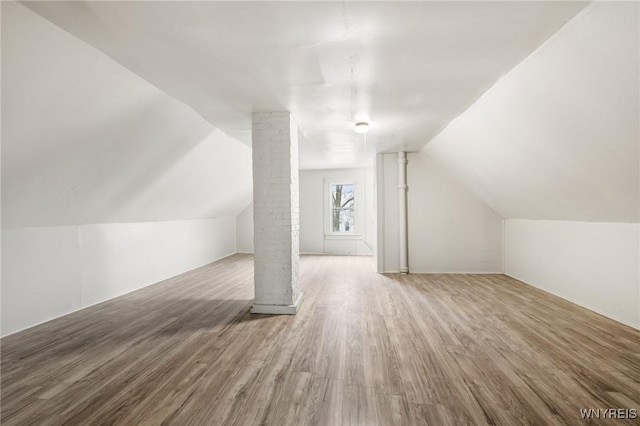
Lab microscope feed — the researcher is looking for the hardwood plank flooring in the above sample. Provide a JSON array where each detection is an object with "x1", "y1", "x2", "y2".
[{"x1": 1, "y1": 254, "x2": 639, "y2": 425}]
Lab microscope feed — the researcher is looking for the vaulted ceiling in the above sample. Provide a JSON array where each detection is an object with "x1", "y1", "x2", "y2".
[
  {"x1": 4, "y1": 1, "x2": 636, "y2": 227},
  {"x1": 424, "y1": 1, "x2": 639, "y2": 222},
  {"x1": 2, "y1": 2, "x2": 252, "y2": 228}
]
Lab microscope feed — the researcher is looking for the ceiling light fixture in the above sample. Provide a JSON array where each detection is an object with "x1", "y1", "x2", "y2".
[{"x1": 354, "y1": 122, "x2": 369, "y2": 134}]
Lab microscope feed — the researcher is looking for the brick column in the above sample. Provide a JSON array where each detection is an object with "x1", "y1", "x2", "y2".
[{"x1": 250, "y1": 112, "x2": 302, "y2": 314}]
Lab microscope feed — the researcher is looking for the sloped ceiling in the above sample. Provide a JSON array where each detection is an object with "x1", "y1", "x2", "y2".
[
  {"x1": 22, "y1": 1, "x2": 588, "y2": 169},
  {"x1": 2, "y1": 2, "x2": 252, "y2": 228},
  {"x1": 423, "y1": 2, "x2": 639, "y2": 223}
]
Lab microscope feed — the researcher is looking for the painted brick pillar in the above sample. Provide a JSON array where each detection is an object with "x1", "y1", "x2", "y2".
[{"x1": 250, "y1": 112, "x2": 302, "y2": 314}]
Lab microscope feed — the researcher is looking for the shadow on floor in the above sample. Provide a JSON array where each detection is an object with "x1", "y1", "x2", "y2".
[{"x1": 1, "y1": 297, "x2": 255, "y2": 362}]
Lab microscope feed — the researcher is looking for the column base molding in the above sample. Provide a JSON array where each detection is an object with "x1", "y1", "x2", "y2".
[{"x1": 251, "y1": 292, "x2": 304, "y2": 315}]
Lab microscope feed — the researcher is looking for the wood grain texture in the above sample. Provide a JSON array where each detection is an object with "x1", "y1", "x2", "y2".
[{"x1": 2, "y1": 254, "x2": 639, "y2": 425}]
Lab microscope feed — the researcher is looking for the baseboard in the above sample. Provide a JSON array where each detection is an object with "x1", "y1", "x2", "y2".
[
  {"x1": 505, "y1": 273, "x2": 639, "y2": 331},
  {"x1": 1, "y1": 250, "x2": 237, "y2": 338},
  {"x1": 382, "y1": 270, "x2": 503, "y2": 274},
  {"x1": 239, "y1": 251, "x2": 373, "y2": 256},
  {"x1": 410, "y1": 271, "x2": 504, "y2": 274},
  {"x1": 301, "y1": 252, "x2": 373, "y2": 256}
]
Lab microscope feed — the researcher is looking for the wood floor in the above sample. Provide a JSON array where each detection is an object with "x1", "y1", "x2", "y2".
[{"x1": 1, "y1": 254, "x2": 639, "y2": 425}]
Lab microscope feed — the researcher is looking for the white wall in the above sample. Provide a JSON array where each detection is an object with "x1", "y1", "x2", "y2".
[
  {"x1": 1, "y1": 4, "x2": 251, "y2": 336},
  {"x1": 423, "y1": 2, "x2": 639, "y2": 222},
  {"x1": 235, "y1": 168, "x2": 375, "y2": 255},
  {"x1": 1, "y1": 217, "x2": 236, "y2": 336},
  {"x1": 378, "y1": 153, "x2": 503, "y2": 273},
  {"x1": 408, "y1": 153, "x2": 503, "y2": 273},
  {"x1": 419, "y1": 2, "x2": 639, "y2": 328},
  {"x1": 378, "y1": 154, "x2": 399, "y2": 271},
  {"x1": 300, "y1": 168, "x2": 375, "y2": 255},
  {"x1": 505, "y1": 220, "x2": 639, "y2": 329},
  {"x1": 236, "y1": 204, "x2": 254, "y2": 253}
]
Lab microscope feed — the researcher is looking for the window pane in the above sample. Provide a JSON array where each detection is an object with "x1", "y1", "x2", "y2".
[
  {"x1": 332, "y1": 208, "x2": 355, "y2": 232},
  {"x1": 331, "y1": 184, "x2": 354, "y2": 209}
]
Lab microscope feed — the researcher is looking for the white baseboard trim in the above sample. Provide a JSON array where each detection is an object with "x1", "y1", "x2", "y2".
[
  {"x1": 506, "y1": 273, "x2": 640, "y2": 331},
  {"x1": 301, "y1": 252, "x2": 373, "y2": 256},
  {"x1": 251, "y1": 292, "x2": 304, "y2": 315},
  {"x1": 412, "y1": 271, "x2": 504, "y2": 274},
  {"x1": 235, "y1": 251, "x2": 373, "y2": 257},
  {"x1": 382, "y1": 270, "x2": 503, "y2": 274},
  {"x1": 1, "y1": 250, "x2": 237, "y2": 338}
]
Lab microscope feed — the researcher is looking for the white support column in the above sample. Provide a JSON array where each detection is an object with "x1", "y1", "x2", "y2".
[
  {"x1": 398, "y1": 152, "x2": 409, "y2": 274},
  {"x1": 251, "y1": 112, "x2": 302, "y2": 314}
]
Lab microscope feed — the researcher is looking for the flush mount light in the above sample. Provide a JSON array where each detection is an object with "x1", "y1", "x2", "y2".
[{"x1": 354, "y1": 122, "x2": 370, "y2": 134}]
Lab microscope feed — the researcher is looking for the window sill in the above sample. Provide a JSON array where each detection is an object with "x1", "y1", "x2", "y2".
[{"x1": 324, "y1": 234, "x2": 363, "y2": 240}]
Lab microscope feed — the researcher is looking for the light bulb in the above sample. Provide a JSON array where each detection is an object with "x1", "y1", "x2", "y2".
[{"x1": 354, "y1": 122, "x2": 369, "y2": 134}]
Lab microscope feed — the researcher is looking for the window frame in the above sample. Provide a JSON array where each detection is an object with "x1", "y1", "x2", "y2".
[{"x1": 325, "y1": 181, "x2": 359, "y2": 236}]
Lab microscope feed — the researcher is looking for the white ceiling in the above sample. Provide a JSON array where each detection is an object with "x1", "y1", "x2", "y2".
[{"x1": 23, "y1": 1, "x2": 588, "y2": 169}]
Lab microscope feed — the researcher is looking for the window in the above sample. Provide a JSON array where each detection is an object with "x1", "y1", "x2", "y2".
[{"x1": 330, "y1": 183, "x2": 355, "y2": 233}]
